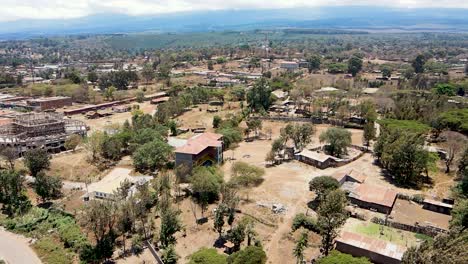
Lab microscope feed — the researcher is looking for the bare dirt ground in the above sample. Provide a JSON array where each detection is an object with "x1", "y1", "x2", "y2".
[
  {"x1": 171, "y1": 121, "x2": 416, "y2": 263},
  {"x1": 48, "y1": 149, "x2": 100, "y2": 182},
  {"x1": 390, "y1": 199, "x2": 451, "y2": 230},
  {"x1": 75, "y1": 101, "x2": 157, "y2": 133}
]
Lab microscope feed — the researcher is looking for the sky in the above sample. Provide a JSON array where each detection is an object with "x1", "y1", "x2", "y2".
[{"x1": 1, "y1": 0, "x2": 468, "y2": 22}]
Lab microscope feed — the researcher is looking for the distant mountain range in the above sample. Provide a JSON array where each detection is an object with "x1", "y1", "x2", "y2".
[{"x1": 2, "y1": 6, "x2": 468, "y2": 39}]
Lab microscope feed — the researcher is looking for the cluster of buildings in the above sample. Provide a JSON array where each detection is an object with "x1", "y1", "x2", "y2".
[
  {"x1": 328, "y1": 169, "x2": 452, "y2": 264},
  {"x1": 0, "y1": 112, "x2": 87, "y2": 155},
  {"x1": 0, "y1": 94, "x2": 72, "y2": 111}
]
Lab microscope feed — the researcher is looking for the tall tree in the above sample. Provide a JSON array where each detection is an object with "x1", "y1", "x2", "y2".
[
  {"x1": 319, "y1": 128, "x2": 352, "y2": 158},
  {"x1": 0, "y1": 170, "x2": 31, "y2": 216},
  {"x1": 317, "y1": 189, "x2": 348, "y2": 256},
  {"x1": 190, "y1": 167, "x2": 224, "y2": 217},
  {"x1": 247, "y1": 78, "x2": 272, "y2": 112},
  {"x1": 412, "y1": 54, "x2": 427, "y2": 74},
  {"x1": 141, "y1": 63, "x2": 155, "y2": 87},
  {"x1": 33, "y1": 172, "x2": 62, "y2": 203},
  {"x1": 132, "y1": 139, "x2": 173, "y2": 172},
  {"x1": 347, "y1": 56, "x2": 363, "y2": 77},
  {"x1": 363, "y1": 122, "x2": 376, "y2": 148},
  {"x1": 293, "y1": 231, "x2": 309, "y2": 264},
  {"x1": 228, "y1": 246, "x2": 267, "y2": 264},
  {"x1": 24, "y1": 148, "x2": 50, "y2": 177},
  {"x1": 306, "y1": 55, "x2": 321, "y2": 74},
  {"x1": 309, "y1": 176, "x2": 340, "y2": 204},
  {"x1": 161, "y1": 245, "x2": 179, "y2": 264},
  {"x1": 160, "y1": 206, "x2": 183, "y2": 248}
]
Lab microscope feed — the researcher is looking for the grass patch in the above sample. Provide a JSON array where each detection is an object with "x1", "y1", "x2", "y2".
[
  {"x1": 414, "y1": 233, "x2": 433, "y2": 242},
  {"x1": 33, "y1": 237, "x2": 75, "y2": 264},
  {"x1": 351, "y1": 221, "x2": 423, "y2": 247}
]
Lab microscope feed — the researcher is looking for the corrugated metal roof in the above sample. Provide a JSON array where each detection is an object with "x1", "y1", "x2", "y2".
[
  {"x1": 337, "y1": 231, "x2": 406, "y2": 260},
  {"x1": 175, "y1": 132, "x2": 222, "y2": 155}
]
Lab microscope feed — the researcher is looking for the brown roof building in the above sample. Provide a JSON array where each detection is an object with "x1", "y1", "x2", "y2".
[
  {"x1": 336, "y1": 231, "x2": 406, "y2": 264},
  {"x1": 175, "y1": 132, "x2": 223, "y2": 168},
  {"x1": 342, "y1": 182, "x2": 397, "y2": 214},
  {"x1": 332, "y1": 169, "x2": 367, "y2": 185}
]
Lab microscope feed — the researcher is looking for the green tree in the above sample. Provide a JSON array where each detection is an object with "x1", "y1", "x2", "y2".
[
  {"x1": 228, "y1": 246, "x2": 267, "y2": 264},
  {"x1": 103, "y1": 86, "x2": 116, "y2": 101},
  {"x1": 319, "y1": 128, "x2": 352, "y2": 158},
  {"x1": 85, "y1": 131, "x2": 106, "y2": 160},
  {"x1": 87, "y1": 71, "x2": 98, "y2": 83},
  {"x1": 213, "y1": 115, "x2": 222, "y2": 128},
  {"x1": 375, "y1": 129, "x2": 435, "y2": 185},
  {"x1": 246, "y1": 119, "x2": 262, "y2": 138},
  {"x1": 24, "y1": 148, "x2": 50, "y2": 177},
  {"x1": 450, "y1": 199, "x2": 468, "y2": 230},
  {"x1": 317, "y1": 189, "x2": 348, "y2": 256},
  {"x1": 190, "y1": 167, "x2": 224, "y2": 217},
  {"x1": 161, "y1": 245, "x2": 179, "y2": 264},
  {"x1": 285, "y1": 123, "x2": 316, "y2": 151},
  {"x1": 227, "y1": 223, "x2": 246, "y2": 251},
  {"x1": 132, "y1": 139, "x2": 173, "y2": 172},
  {"x1": 80, "y1": 200, "x2": 118, "y2": 262},
  {"x1": 412, "y1": 54, "x2": 427, "y2": 74},
  {"x1": 189, "y1": 248, "x2": 227, "y2": 264},
  {"x1": 214, "y1": 203, "x2": 227, "y2": 236},
  {"x1": 0, "y1": 170, "x2": 31, "y2": 216},
  {"x1": 246, "y1": 78, "x2": 272, "y2": 112},
  {"x1": 292, "y1": 213, "x2": 318, "y2": 232},
  {"x1": 381, "y1": 67, "x2": 392, "y2": 79},
  {"x1": 160, "y1": 206, "x2": 183, "y2": 248},
  {"x1": 208, "y1": 60, "x2": 214, "y2": 71},
  {"x1": 434, "y1": 83, "x2": 457, "y2": 96},
  {"x1": 136, "y1": 90, "x2": 145, "y2": 103},
  {"x1": 33, "y1": 172, "x2": 62, "y2": 203},
  {"x1": 101, "y1": 135, "x2": 123, "y2": 161},
  {"x1": 309, "y1": 176, "x2": 340, "y2": 203},
  {"x1": 402, "y1": 230, "x2": 468, "y2": 264},
  {"x1": 307, "y1": 55, "x2": 321, "y2": 73},
  {"x1": 293, "y1": 231, "x2": 309, "y2": 264},
  {"x1": 229, "y1": 162, "x2": 265, "y2": 188},
  {"x1": 363, "y1": 122, "x2": 376, "y2": 147},
  {"x1": 317, "y1": 250, "x2": 371, "y2": 264},
  {"x1": 347, "y1": 56, "x2": 363, "y2": 77},
  {"x1": 141, "y1": 63, "x2": 155, "y2": 87}
]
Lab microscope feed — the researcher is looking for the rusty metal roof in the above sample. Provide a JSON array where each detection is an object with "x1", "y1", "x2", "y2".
[{"x1": 337, "y1": 231, "x2": 406, "y2": 261}]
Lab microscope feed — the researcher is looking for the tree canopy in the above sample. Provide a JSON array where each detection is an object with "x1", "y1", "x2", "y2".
[{"x1": 319, "y1": 128, "x2": 352, "y2": 158}]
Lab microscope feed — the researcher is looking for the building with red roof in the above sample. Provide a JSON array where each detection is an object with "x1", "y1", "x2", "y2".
[
  {"x1": 175, "y1": 132, "x2": 223, "y2": 168},
  {"x1": 336, "y1": 231, "x2": 406, "y2": 264},
  {"x1": 342, "y1": 182, "x2": 398, "y2": 214}
]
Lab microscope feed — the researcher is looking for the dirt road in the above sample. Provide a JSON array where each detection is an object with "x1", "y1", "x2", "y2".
[{"x1": 0, "y1": 228, "x2": 42, "y2": 264}]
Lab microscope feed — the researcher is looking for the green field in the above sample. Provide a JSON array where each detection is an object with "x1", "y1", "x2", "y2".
[{"x1": 345, "y1": 219, "x2": 432, "y2": 248}]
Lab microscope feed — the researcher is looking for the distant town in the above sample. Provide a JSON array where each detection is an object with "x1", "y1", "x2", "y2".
[{"x1": 0, "y1": 26, "x2": 467, "y2": 264}]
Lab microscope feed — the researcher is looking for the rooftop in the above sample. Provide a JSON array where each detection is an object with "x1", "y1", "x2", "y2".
[
  {"x1": 296, "y1": 149, "x2": 340, "y2": 163},
  {"x1": 337, "y1": 231, "x2": 406, "y2": 261},
  {"x1": 175, "y1": 132, "x2": 223, "y2": 155},
  {"x1": 347, "y1": 183, "x2": 397, "y2": 208}
]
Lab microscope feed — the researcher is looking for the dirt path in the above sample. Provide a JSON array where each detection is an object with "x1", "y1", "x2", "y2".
[{"x1": 0, "y1": 228, "x2": 42, "y2": 264}]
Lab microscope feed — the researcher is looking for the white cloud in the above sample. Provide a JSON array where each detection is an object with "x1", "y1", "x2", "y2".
[{"x1": 0, "y1": 0, "x2": 467, "y2": 21}]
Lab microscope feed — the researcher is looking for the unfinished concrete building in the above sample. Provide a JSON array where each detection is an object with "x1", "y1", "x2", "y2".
[{"x1": 0, "y1": 112, "x2": 87, "y2": 154}]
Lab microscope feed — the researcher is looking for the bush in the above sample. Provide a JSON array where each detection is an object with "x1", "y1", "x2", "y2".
[
  {"x1": 189, "y1": 248, "x2": 227, "y2": 264},
  {"x1": 317, "y1": 250, "x2": 371, "y2": 264},
  {"x1": 33, "y1": 237, "x2": 75, "y2": 264},
  {"x1": 292, "y1": 213, "x2": 319, "y2": 232}
]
